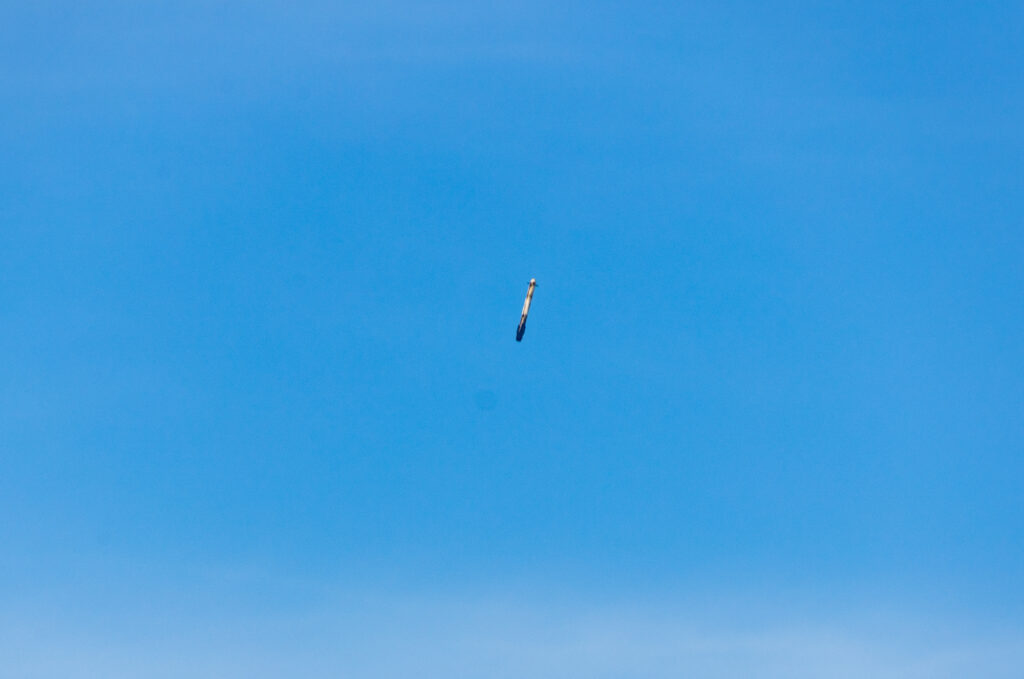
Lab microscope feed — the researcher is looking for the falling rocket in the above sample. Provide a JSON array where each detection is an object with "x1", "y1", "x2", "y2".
[{"x1": 516, "y1": 278, "x2": 537, "y2": 342}]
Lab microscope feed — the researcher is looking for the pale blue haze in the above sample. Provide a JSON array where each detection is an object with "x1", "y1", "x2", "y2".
[{"x1": 2, "y1": 2, "x2": 1023, "y2": 676}]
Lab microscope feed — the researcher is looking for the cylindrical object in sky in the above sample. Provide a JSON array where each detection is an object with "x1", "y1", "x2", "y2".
[{"x1": 516, "y1": 278, "x2": 536, "y2": 342}]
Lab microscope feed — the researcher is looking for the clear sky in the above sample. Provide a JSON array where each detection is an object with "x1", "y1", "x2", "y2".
[{"x1": 2, "y1": 2, "x2": 1023, "y2": 676}]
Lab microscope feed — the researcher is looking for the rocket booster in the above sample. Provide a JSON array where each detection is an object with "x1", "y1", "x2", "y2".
[{"x1": 516, "y1": 278, "x2": 536, "y2": 342}]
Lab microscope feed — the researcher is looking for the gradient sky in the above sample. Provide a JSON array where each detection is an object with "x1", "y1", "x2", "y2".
[{"x1": 2, "y1": 2, "x2": 1024, "y2": 676}]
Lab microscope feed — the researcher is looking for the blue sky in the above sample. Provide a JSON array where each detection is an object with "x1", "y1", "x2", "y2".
[{"x1": 2, "y1": 1, "x2": 1023, "y2": 676}]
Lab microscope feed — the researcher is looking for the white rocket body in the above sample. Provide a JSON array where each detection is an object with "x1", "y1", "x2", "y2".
[{"x1": 516, "y1": 278, "x2": 536, "y2": 342}]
